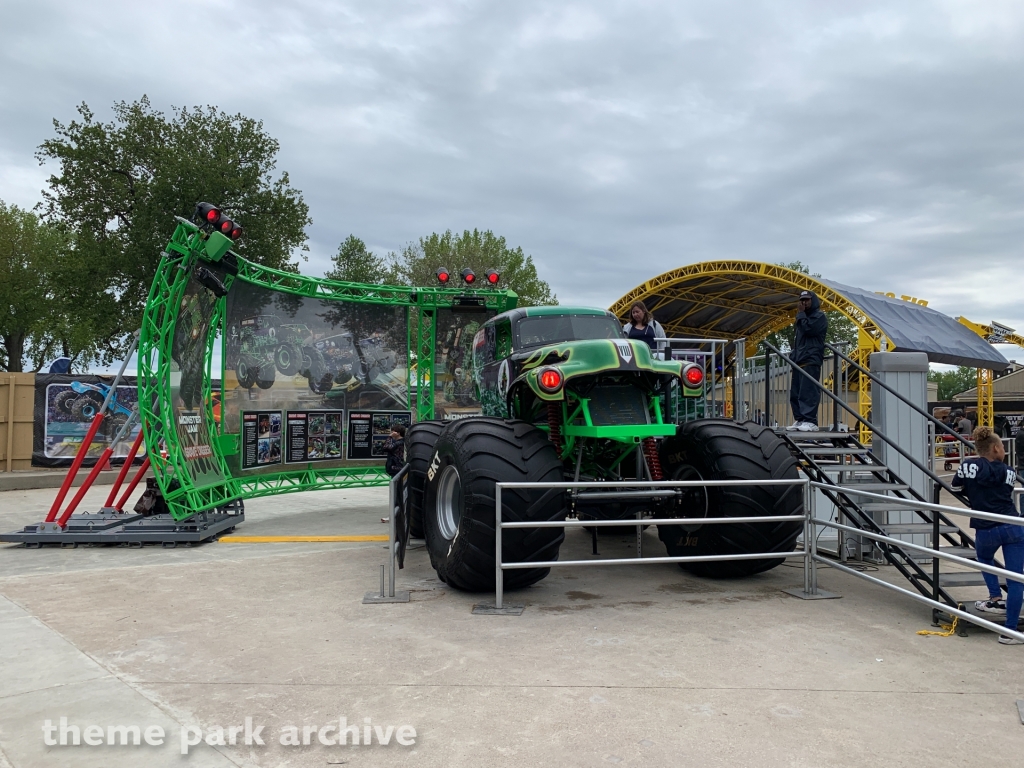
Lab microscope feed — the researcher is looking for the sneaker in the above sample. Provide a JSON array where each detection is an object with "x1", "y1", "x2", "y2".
[
  {"x1": 998, "y1": 634, "x2": 1024, "y2": 645},
  {"x1": 975, "y1": 599, "x2": 1007, "y2": 614},
  {"x1": 797, "y1": 422, "x2": 818, "y2": 432},
  {"x1": 786, "y1": 421, "x2": 802, "y2": 431}
]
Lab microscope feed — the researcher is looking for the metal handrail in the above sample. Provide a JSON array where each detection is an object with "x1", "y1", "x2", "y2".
[
  {"x1": 493, "y1": 477, "x2": 812, "y2": 610},
  {"x1": 762, "y1": 340, "x2": 961, "y2": 502},
  {"x1": 484, "y1": 474, "x2": 1024, "y2": 641},
  {"x1": 826, "y1": 342, "x2": 975, "y2": 452}
]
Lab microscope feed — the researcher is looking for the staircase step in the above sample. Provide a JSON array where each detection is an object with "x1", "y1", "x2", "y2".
[
  {"x1": 838, "y1": 482, "x2": 910, "y2": 491},
  {"x1": 939, "y1": 547, "x2": 977, "y2": 560},
  {"x1": 854, "y1": 501, "x2": 916, "y2": 512},
  {"x1": 799, "y1": 446, "x2": 869, "y2": 455},
  {"x1": 937, "y1": 572, "x2": 989, "y2": 587},
  {"x1": 881, "y1": 523, "x2": 960, "y2": 535},
  {"x1": 776, "y1": 428, "x2": 850, "y2": 437}
]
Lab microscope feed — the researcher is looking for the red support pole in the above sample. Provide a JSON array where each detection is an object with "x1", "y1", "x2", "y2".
[
  {"x1": 115, "y1": 456, "x2": 150, "y2": 512},
  {"x1": 45, "y1": 412, "x2": 106, "y2": 523},
  {"x1": 103, "y1": 429, "x2": 145, "y2": 508},
  {"x1": 56, "y1": 447, "x2": 113, "y2": 528}
]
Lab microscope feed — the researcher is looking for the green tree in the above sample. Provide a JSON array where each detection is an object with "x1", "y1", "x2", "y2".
[
  {"x1": 759, "y1": 261, "x2": 858, "y2": 357},
  {"x1": 36, "y1": 96, "x2": 311, "y2": 364},
  {"x1": 928, "y1": 366, "x2": 977, "y2": 400},
  {"x1": 391, "y1": 229, "x2": 555, "y2": 306},
  {"x1": 324, "y1": 235, "x2": 396, "y2": 284},
  {"x1": 0, "y1": 201, "x2": 101, "y2": 372}
]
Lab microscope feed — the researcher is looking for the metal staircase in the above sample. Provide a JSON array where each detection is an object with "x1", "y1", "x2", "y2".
[
  {"x1": 759, "y1": 341, "x2": 1005, "y2": 613},
  {"x1": 777, "y1": 427, "x2": 985, "y2": 608}
]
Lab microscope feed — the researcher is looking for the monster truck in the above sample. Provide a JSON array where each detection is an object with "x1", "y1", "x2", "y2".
[
  {"x1": 233, "y1": 314, "x2": 315, "y2": 390},
  {"x1": 306, "y1": 332, "x2": 399, "y2": 394},
  {"x1": 56, "y1": 381, "x2": 134, "y2": 437},
  {"x1": 405, "y1": 306, "x2": 802, "y2": 591}
]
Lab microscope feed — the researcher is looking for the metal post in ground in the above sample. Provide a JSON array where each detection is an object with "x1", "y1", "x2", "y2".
[
  {"x1": 388, "y1": 478, "x2": 397, "y2": 598},
  {"x1": 495, "y1": 483, "x2": 503, "y2": 610},
  {"x1": 782, "y1": 479, "x2": 840, "y2": 600},
  {"x1": 803, "y1": 482, "x2": 811, "y2": 594},
  {"x1": 931, "y1": 482, "x2": 941, "y2": 624},
  {"x1": 362, "y1": 470, "x2": 409, "y2": 604},
  {"x1": 809, "y1": 486, "x2": 819, "y2": 595},
  {"x1": 472, "y1": 482, "x2": 524, "y2": 615}
]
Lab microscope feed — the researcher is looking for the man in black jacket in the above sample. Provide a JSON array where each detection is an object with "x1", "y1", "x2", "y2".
[{"x1": 787, "y1": 290, "x2": 829, "y2": 432}]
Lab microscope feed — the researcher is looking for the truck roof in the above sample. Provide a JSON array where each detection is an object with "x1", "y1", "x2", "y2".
[{"x1": 489, "y1": 306, "x2": 617, "y2": 324}]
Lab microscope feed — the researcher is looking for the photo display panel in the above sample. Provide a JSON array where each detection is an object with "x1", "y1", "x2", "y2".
[
  {"x1": 347, "y1": 410, "x2": 412, "y2": 460},
  {"x1": 285, "y1": 409, "x2": 344, "y2": 463},
  {"x1": 241, "y1": 411, "x2": 283, "y2": 470}
]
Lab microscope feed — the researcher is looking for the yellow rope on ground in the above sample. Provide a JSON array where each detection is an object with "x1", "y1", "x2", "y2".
[{"x1": 917, "y1": 615, "x2": 959, "y2": 636}]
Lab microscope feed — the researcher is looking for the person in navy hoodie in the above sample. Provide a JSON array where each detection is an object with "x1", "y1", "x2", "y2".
[
  {"x1": 951, "y1": 425, "x2": 1024, "y2": 645},
  {"x1": 787, "y1": 290, "x2": 828, "y2": 432}
]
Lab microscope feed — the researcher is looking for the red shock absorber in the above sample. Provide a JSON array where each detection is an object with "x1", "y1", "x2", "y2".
[
  {"x1": 642, "y1": 438, "x2": 663, "y2": 480},
  {"x1": 547, "y1": 402, "x2": 562, "y2": 448}
]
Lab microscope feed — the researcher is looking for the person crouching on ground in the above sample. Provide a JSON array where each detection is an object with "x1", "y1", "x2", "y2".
[
  {"x1": 951, "y1": 425, "x2": 1024, "y2": 645},
  {"x1": 787, "y1": 290, "x2": 828, "y2": 432},
  {"x1": 383, "y1": 424, "x2": 406, "y2": 478}
]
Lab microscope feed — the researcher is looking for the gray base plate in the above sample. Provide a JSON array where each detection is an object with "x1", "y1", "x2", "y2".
[
  {"x1": 1, "y1": 508, "x2": 243, "y2": 546},
  {"x1": 363, "y1": 591, "x2": 410, "y2": 604},
  {"x1": 472, "y1": 603, "x2": 525, "y2": 615},
  {"x1": 781, "y1": 587, "x2": 841, "y2": 600}
]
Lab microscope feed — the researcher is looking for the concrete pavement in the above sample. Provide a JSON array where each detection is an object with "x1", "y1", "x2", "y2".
[{"x1": 0, "y1": 483, "x2": 1021, "y2": 767}]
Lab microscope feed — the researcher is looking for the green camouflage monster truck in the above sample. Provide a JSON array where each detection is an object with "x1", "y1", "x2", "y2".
[
  {"x1": 233, "y1": 314, "x2": 315, "y2": 390},
  {"x1": 405, "y1": 306, "x2": 802, "y2": 592}
]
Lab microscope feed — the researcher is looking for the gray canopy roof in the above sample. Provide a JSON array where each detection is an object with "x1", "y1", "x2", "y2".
[{"x1": 818, "y1": 279, "x2": 1008, "y2": 369}]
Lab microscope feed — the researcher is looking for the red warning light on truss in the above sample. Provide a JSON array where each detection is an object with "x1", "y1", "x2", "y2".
[
  {"x1": 195, "y1": 202, "x2": 222, "y2": 225},
  {"x1": 485, "y1": 269, "x2": 499, "y2": 285},
  {"x1": 436, "y1": 267, "x2": 450, "y2": 284},
  {"x1": 461, "y1": 268, "x2": 475, "y2": 284}
]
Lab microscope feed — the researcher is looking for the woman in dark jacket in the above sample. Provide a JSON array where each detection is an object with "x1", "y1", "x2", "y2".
[
  {"x1": 622, "y1": 301, "x2": 666, "y2": 357},
  {"x1": 383, "y1": 424, "x2": 406, "y2": 477}
]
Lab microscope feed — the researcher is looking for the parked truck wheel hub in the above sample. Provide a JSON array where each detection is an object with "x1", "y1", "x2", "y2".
[{"x1": 435, "y1": 464, "x2": 463, "y2": 540}]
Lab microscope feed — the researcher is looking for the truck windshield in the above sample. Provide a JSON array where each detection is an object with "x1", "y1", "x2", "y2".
[{"x1": 515, "y1": 314, "x2": 623, "y2": 349}]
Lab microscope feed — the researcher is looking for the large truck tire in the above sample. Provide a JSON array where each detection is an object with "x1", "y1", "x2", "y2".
[
  {"x1": 657, "y1": 419, "x2": 802, "y2": 578},
  {"x1": 406, "y1": 420, "x2": 445, "y2": 538},
  {"x1": 70, "y1": 391, "x2": 105, "y2": 421},
  {"x1": 423, "y1": 418, "x2": 565, "y2": 592},
  {"x1": 54, "y1": 389, "x2": 78, "y2": 415},
  {"x1": 236, "y1": 355, "x2": 258, "y2": 389},
  {"x1": 274, "y1": 343, "x2": 302, "y2": 376}
]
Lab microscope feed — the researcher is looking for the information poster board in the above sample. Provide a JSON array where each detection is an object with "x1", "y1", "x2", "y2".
[
  {"x1": 241, "y1": 411, "x2": 283, "y2": 470},
  {"x1": 347, "y1": 410, "x2": 411, "y2": 460},
  {"x1": 285, "y1": 409, "x2": 344, "y2": 463}
]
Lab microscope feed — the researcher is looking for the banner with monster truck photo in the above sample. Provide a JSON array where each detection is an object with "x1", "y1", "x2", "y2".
[
  {"x1": 222, "y1": 281, "x2": 409, "y2": 474},
  {"x1": 32, "y1": 374, "x2": 146, "y2": 468},
  {"x1": 169, "y1": 277, "x2": 226, "y2": 489},
  {"x1": 432, "y1": 308, "x2": 493, "y2": 420}
]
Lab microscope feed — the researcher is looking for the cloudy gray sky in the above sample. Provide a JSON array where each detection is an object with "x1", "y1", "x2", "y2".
[{"x1": 2, "y1": 0, "x2": 1023, "y2": 360}]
